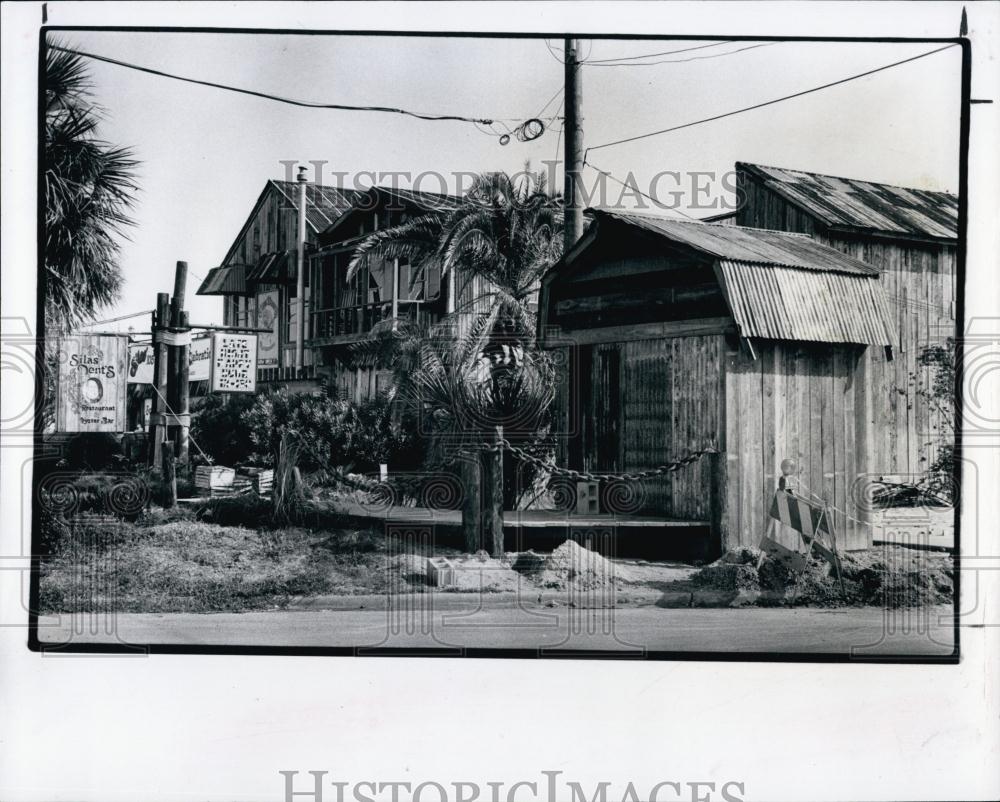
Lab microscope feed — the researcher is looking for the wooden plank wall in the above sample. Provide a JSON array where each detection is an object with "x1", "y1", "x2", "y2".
[
  {"x1": 734, "y1": 171, "x2": 957, "y2": 479},
  {"x1": 822, "y1": 236, "x2": 957, "y2": 478},
  {"x1": 619, "y1": 335, "x2": 722, "y2": 521},
  {"x1": 725, "y1": 338, "x2": 870, "y2": 550}
]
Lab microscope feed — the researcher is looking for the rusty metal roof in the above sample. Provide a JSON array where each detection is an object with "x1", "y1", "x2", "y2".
[
  {"x1": 245, "y1": 250, "x2": 294, "y2": 284},
  {"x1": 738, "y1": 162, "x2": 958, "y2": 241},
  {"x1": 197, "y1": 265, "x2": 250, "y2": 296},
  {"x1": 558, "y1": 209, "x2": 896, "y2": 346},
  {"x1": 595, "y1": 209, "x2": 880, "y2": 275},
  {"x1": 717, "y1": 260, "x2": 895, "y2": 346},
  {"x1": 270, "y1": 181, "x2": 360, "y2": 232}
]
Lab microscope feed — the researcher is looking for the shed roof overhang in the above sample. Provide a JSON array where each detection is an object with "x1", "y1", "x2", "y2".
[
  {"x1": 540, "y1": 209, "x2": 897, "y2": 349},
  {"x1": 196, "y1": 265, "x2": 251, "y2": 296}
]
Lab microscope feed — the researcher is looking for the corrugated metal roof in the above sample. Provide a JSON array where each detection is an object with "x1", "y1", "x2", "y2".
[
  {"x1": 739, "y1": 162, "x2": 958, "y2": 241},
  {"x1": 245, "y1": 250, "x2": 294, "y2": 284},
  {"x1": 717, "y1": 260, "x2": 895, "y2": 346},
  {"x1": 596, "y1": 209, "x2": 879, "y2": 275},
  {"x1": 270, "y1": 181, "x2": 360, "y2": 232},
  {"x1": 196, "y1": 265, "x2": 249, "y2": 296}
]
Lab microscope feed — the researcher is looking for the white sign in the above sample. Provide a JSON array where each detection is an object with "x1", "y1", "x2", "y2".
[
  {"x1": 128, "y1": 333, "x2": 212, "y2": 384},
  {"x1": 55, "y1": 334, "x2": 128, "y2": 432},
  {"x1": 210, "y1": 332, "x2": 257, "y2": 393}
]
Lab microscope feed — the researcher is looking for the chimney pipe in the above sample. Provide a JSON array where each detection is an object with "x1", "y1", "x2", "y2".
[{"x1": 295, "y1": 165, "x2": 307, "y2": 376}]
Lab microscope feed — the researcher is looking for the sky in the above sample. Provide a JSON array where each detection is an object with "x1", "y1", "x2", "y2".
[{"x1": 51, "y1": 30, "x2": 963, "y2": 330}]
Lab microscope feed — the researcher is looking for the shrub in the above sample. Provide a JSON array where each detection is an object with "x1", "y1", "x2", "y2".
[
  {"x1": 189, "y1": 393, "x2": 257, "y2": 466},
  {"x1": 243, "y1": 389, "x2": 426, "y2": 473}
]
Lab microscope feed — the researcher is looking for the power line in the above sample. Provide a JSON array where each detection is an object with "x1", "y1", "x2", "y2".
[
  {"x1": 586, "y1": 44, "x2": 957, "y2": 157},
  {"x1": 79, "y1": 309, "x2": 154, "y2": 327},
  {"x1": 584, "y1": 161, "x2": 696, "y2": 220},
  {"x1": 586, "y1": 42, "x2": 776, "y2": 67},
  {"x1": 584, "y1": 40, "x2": 740, "y2": 65},
  {"x1": 51, "y1": 44, "x2": 510, "y2": 126}
]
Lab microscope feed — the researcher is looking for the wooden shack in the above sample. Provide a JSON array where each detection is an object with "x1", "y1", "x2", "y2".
[
  {"x1": 714, "y1": 163, "x2": 958, "y2": 478},
  {"x1": 196, "y1": 179, "x2": 357, "y2": 390},
  {"x1": 538, "y1": 209, "x2": 898, "y2": 556}
]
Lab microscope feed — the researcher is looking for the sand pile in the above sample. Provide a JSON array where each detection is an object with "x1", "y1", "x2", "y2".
[
  {"x1": 693, "y1": 545, "x2": 953, "y2": 607},
  {"x1": 514, "y1": 540, "x2": 634, "y2": 591}
]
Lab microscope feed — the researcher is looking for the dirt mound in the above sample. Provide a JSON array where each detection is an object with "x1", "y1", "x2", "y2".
[
  {"x1": 694, "y1": 545, "x2": 953, "y2": 607},
  {"x1": 514, "y1": 540, "x2": 634, "y2": 591}
]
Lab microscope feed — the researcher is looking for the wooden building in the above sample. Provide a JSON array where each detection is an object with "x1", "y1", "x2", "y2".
[
  {"x1": 308, "y1": 186, "x2": 462, "y2": 401},
  {"x1": 196, "y1": 179, "x2": 356, "y2": 390},
  {"x1": 712, "y1": 163, "x2": 958, "y2": 478},
  {"x1": 539, "y1": 209, "x2": 898, "y2": 555}
]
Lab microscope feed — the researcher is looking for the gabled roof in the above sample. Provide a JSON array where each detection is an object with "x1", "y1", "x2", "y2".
[
  {"x1": 546, "y1": 209, "x2": 895, "y2": 347},
  {"x1": 220, "y1": 180, "x2": 360, "y2": 267},
  {"x1": 318, "y1": 185, "x2": 463, "y2": 246},
  {"x1": 585, "y1": 209, "x2": 880, "y2": 275},
  {"x1": 738, "y1": 162, "x2": 958, "y2": 241},
  {"x1": 269, "y1": 180, "x2": 359, "y2": 232}
]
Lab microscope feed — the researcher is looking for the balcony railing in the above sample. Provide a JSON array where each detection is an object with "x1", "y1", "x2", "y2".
[
  {"x1": 311, "y1": 303, "x2": 439, "y2": 340},
  {"x1": 312, "y1": 303, "x2": 392, "y2": 339}
]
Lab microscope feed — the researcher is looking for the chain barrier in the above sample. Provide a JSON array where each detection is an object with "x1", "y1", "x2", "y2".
[{"x1": 490, "y1": 437, "x2": 714, "y2": 483}]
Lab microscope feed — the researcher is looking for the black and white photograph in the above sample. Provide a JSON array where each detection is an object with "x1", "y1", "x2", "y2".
[{"x1": 1, "y1": 2, "x2": 998, "y2": 800}]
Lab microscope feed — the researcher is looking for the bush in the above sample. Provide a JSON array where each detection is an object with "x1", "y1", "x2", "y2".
[
  {"x1": 189, "y1": 393, "x2": 257, "y2": 466},
  {"x1": 243, "y1": 389, "x2": 426, "y2": 472}
]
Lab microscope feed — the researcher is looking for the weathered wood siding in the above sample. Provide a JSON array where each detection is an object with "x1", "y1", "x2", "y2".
[
  {"x1": 823, "y1": 237, "x2": 956, "y2": 478},
  {"x1": 735, "y1": 171, "x2": 957, "y2": 478},
  {"x1": 556, "y1": 334, "x2": 722, "y2": 520},
  {"x1": 222, "y1": 186, "x2": 317, "y2": 372},
  {"x1": 724, "y1": 338, "x2": 870, "y2": 550},
  {"x1": 620, "y1": 335, "x2": 722, "y2": 520}
]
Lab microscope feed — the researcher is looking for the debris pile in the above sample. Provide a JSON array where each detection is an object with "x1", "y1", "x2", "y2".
[
  {"x1": 514, "y1": 539, "x2": 634, "y2": 591},
  {"x1": 693, "y1": 545, "x2": 953, "y2": 607}
]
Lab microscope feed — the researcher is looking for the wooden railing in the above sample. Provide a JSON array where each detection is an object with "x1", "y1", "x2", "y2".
[
  {"x1": 312, "y1": 303, "x2": 391, "y2": 339},
  {"x1": 311, "y1": 303, "x2": 438, "y2": 339}
]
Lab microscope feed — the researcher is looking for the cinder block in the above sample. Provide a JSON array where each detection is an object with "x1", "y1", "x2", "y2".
[{"x1": 426, "y1": 557, "x2": 456, "y2": 588}]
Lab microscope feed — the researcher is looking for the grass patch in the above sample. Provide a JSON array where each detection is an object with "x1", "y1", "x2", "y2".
[{"x1": 38, "y1": 516, "x2": 432, "y2": 613}]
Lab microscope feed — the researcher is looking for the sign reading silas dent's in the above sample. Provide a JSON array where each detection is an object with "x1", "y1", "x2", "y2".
[
  {"x1": 56, "y1": 334, "x2": 128, "y2": 432},
  {"x1": 209, "y1": 332, "x2": 257, "y2": 393}
]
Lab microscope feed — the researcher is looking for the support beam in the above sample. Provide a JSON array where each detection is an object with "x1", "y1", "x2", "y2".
[{"x1": 296, "y1": 166, "x2": 308, "y2": 375}]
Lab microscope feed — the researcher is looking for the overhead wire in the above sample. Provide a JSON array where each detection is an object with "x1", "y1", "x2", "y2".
[
  {"x1": 585, "y1": 44, "x2": 958, "y2": 157},
  {"x1": 583, "y1": 161, "x2": 697, "y2": 220},
  {"x1": 51, "y1": 44, "x2": 508, "y2": 126},
  {"x1": 583, "y1": 40, "x2": 734, "y2": 64},
  {"x1": 586, "y1": 42, "x2": 776, "y2": 67}
]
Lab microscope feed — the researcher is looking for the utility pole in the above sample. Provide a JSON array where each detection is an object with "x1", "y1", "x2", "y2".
[
  {"x1": 563, "y1": 37, "x2": 584, "y2": 253},
  {"x1": 295, "y1": 165, "x2": 308, "y2": 377}
]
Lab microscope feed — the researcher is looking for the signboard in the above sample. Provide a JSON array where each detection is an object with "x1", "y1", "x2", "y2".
[
  {"x1": 55, "y1": 334, "x2": 128, "y2": 432},
  {"x1": 210, "y1": 332, "x2": 257, "y2": 393},
  {"x1": 128, "y1": 333, "x2": 212, "y2": 384},
  {"x1": 256, "y1": 290, "x2": 279, "y2": 366}
]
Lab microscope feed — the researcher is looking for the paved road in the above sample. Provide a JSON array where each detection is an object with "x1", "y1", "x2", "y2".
[{"x1": 36, "y1": 605, "x2": 956, "y2": 658}]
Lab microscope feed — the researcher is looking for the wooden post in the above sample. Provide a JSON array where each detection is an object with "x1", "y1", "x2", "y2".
[
  {"x1": 708, "y1": 451, "x2": 728, "y2": 559},
  {"x1": 563, "y1": 38, "x2": 584, "y2": 253},
  {"x1": 150, "y1": 292, "x2": 171, "y2": 470},
  {"x1": 176, "y1": 310, "x2": 191, "y2": 466},
  {"x1": 460, "y1": 452, "x2": 482, "y2": 553},
  {"x1": 161, "y1": 441, "x2": 177, "y2": 508},
  {"x1": 481, "y1": 426, "x2": 505, "y2": 557},
  {"x1": 168, "y1": 261, "x2": 189, "y2": 465}
]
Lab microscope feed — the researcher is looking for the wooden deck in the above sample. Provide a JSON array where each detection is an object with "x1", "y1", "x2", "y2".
[{"x1": 328, "y1": 499, "x2": 706, "y2": 529}]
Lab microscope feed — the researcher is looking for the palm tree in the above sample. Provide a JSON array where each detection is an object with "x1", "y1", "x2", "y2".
[
  {"x1": 347, "y1": 171, "x2": 563, "y2": 508},
  {"x1": 348, "y1": 170, "x2": 563, "y2": 365},
  {"x1": 44, "y1": 43, "x2": 139, "y2": 331}
]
